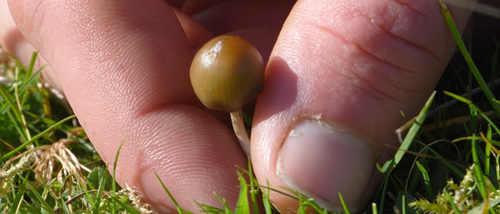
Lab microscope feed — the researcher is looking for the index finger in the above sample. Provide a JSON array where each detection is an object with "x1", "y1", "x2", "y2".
[{"x1": 7, "y1": 0, "x2": 248, "y2": 212}]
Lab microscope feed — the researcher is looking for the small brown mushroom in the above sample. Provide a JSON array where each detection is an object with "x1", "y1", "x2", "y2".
[{"x1": 190, "y1": 35, "x2": 265, "y2": 157}]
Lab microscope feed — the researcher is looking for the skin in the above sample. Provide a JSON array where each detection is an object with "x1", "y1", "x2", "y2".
[{"x1": 0, "y1": 0, "x2": 475, "y2": 213}]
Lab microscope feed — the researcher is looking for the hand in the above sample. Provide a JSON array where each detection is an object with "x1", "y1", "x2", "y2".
[{"x1": 1, "y1": 0, "x2": 474, "y2": 213}]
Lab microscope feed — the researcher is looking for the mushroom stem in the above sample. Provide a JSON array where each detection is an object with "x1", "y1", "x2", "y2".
[{"x1": 230, "y1": 110, "x2": 251, "y2": 158}]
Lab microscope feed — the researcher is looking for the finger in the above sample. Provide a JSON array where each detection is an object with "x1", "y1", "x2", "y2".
[
  {"x1": 0, "y1": 0, "x2": 26, "y2": 59},
  {"x1": 251, "y1": 0, "x2": 475, "y2": 212},
  {"x1": 8, "y1": 0, "x2": 247, "y2": 212},
  {"x1": 192, "y1": 0, "x2": 294, "y2": 35},
  {"x1": 171, "y1": 7, "x2": 213, "y2": 48},
  {"x1": 1, "y1": 0, "x2": 210, "y2": 91},
  {"x1": 180, "y1": 0, "x2": 227, "y2": 14},
  {"x1": 0, "y1": 0, "x2": 60, "y2": 91}
]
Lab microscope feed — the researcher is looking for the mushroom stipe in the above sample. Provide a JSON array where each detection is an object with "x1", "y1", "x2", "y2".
[{"x1": 190, "y1": 35, "x2": 265, "y2": 158}]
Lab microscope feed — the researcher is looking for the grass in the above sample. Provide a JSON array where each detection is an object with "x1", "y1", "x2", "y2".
[{"x1": 1, "y1": 1, "x2": 500, "y2": 213}]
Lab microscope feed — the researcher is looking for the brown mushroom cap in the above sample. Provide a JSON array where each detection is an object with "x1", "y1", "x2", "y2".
[{"x1": 190, "y1": 35, "x2": 265, "y2": 112}]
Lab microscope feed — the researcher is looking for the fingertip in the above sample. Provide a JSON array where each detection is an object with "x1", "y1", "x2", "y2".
[
  {"x1": 252, "y1": 0, "x2": 475, "y2": 212},
  {"x1": 97, "y1": 105, "x2": 248, "y2": 212},
  {"x1": 172, "y1": 7, "x2": 213, "y2": 49}
]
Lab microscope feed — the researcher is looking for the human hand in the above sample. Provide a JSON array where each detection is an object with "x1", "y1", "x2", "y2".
[{"x1": 0, "y1": 0, "x2": 474, "y2": 213}]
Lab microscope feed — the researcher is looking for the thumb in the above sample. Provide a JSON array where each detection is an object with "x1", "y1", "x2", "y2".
[{"x1": 251, "y1": 0, "x2": 474, "y2": 212}]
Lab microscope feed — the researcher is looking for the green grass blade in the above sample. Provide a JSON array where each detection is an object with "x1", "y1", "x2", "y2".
[
  {"x1": 497, "y1": 154, "x2": 500, "y2": 182},
  {"x1": 112, "y1": 139, "x2": 126, "y2": 214},
  {"x1": 154, "y1": 171, "x2": 190, "y2": 214},
  {"x1": 80, "y1": 177, "x2": 97, "y2": 214},
  {"x1": 378, "y1": 91, "x2": 436, "y2": 173},
  {"x1": 19, "y1": 202, "x2": 39, "y2": 214},
  {"x1": 16, "y1": 55, "x2": 45, "y2": 100},
  {"x1": 401, "y1": 195, "x2": 406, "y2": 214},
  {"x1": 443, "y1": 191, "x2": 462, "y2": 214},
  {"x1": 338, "y1": 193, "x2": 350, "y2": 214},
  {"x1": 16, "y1": 66, "x2": 45, "y2": 100},
  {"x1": 5, "y1": 110, "x2": 28, "y2": 142},
  {"x1": 93, "y1": 165, "x2": 110, "y2": 214},
  {"x1": 25, "y1": 182, "x2": 56, "y2": 214},
  {"x1": 443, "y1": 90, "x2": 472, "y2": 105},
  {"x1": 235, "y1": 172, "x2": 249, "y2": 214},
  {"x1": 246, "y1": 159, "x2": 259, "y2": 214},
  {"x1": 444, "y1": 91, "x2": 500, "y2": 135},
  {"x1": 471, "y1": 136, "x2": 487, "y2": 199},
  {"x1": 372, "y1": 203, "x2": 378, "y2": 214},
  {"x1": 484, "y1": 126, "x2": 492, "y2": 176},
  {"x1": 9, "y1": 172, "x2": 30, "y2": 214},
  {"x1": 41, "y1": 178, "x2": 70, "y2": 214},
  {"x1": 213, "y1": 193, "x2": 233, "y2": 214},
  {"x1": 377, "y1": 178, "x2": 389, "y2": 214},
  {"x1": 0, "y1": 84, "x2": 24, "y2": 137},
  {"x1": 439, "y1": 0, "x2": 500, "y2": 117},
  {"x1": 0, "y1": 59, "x2": 43, "y2": 117},
  {"x1": 26, "y1": 52, "x2": 37, "y2": 77},
  {"x1": 108, "y1": 196, "x2": 141, "y2": 214},
  {"x1": 0, "y1": 115, "x2": 76, "y2": 162},
  {"x1": 416, "y1": 161, "x2": 434, "y2": 199},
  {"x1": 262, "y1": 180, "x2": 272, "y2": 214}
]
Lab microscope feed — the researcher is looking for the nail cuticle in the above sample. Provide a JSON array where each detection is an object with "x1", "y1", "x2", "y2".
[{"x1": 279, "y1": 114, "x2": 374, "y2": 152}]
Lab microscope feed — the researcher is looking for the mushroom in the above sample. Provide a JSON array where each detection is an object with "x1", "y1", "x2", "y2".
[{"x1": 190, "y1": 35, "x2": 265, "y2": 157}]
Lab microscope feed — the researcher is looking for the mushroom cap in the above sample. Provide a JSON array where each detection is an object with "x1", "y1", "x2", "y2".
[{"x1": 190, "y1": 35, "x2": 265, "y2": 112}]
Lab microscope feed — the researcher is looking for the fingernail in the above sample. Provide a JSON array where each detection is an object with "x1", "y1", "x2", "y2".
[{"x1": 277, "y1": 117, "x2": 375, "y2": 212}]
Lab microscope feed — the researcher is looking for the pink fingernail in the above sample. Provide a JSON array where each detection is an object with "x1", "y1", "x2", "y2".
[{"x1": 277, "y1": 118, "x2": 375, "y2": 212}]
